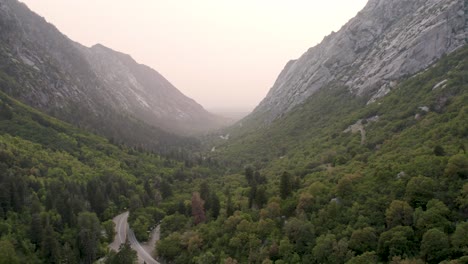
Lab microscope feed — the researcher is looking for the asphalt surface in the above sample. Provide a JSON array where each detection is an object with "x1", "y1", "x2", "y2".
[{"x1": 110, "y1": 211, "x2": 160, "y2": 264}]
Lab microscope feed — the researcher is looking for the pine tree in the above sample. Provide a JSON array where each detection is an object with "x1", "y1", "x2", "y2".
[
  {"x1": 210, "y1": 193, "x2": 220, "y2": 219},
  {"x1": 226, "y1": 192, "x2": 234, "y2": 217},
  {"x1": 280, "y1": 172, "x2": 292, "y2": 199}
]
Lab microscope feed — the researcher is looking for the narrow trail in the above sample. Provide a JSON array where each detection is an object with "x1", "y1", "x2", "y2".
[{"x1": 344, "y1": 120, "x2": 367, "y2": 145}]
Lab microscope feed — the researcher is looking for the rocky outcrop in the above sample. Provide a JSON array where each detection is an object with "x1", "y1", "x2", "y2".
[
  {"x1": 252, "y1": 0, "x2": 467, "y2": 122},
  {"x1": 0, "y1": 0, "x2": 223, "y2": 136},
  {"x1": 78, "y1": 44, "x2": 222, "y2": 134}
]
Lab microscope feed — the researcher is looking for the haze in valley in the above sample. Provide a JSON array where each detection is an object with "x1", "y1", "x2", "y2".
[{"x1": 20, "y1": 0, "x2": 367, "y2": 116}]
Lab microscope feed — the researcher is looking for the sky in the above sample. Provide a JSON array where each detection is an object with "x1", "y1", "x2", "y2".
[{"x1": 20, "y1": 0, "x2": 368, "y2": 112}]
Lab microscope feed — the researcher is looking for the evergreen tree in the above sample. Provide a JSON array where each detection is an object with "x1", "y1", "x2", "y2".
[
  {"x1": 106, "y1": 240, "x2": 138, "y2": 264},
  {"x1": 280, "y1": 172, "x2": 292, "y2": 199},
  {"x1": 210, "y1": 193, "x2": 220, "y2": 219},
  {"x1": 226, "y1": 192, "x2": 234, "y2": 217}
]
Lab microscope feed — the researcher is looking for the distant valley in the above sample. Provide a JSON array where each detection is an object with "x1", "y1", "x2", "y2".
[{"x1": 0, "y1": 0, "x2": 467, "y2": 263}]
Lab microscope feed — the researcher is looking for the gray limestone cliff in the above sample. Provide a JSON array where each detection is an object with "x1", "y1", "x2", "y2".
[{"x1": 252, "y1": 0, "x2": 467, "y2": 122}]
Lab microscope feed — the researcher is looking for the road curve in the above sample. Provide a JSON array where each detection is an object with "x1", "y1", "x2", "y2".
[{"x1": 110, "y1": 211, "x2": 160, "y2": 264}]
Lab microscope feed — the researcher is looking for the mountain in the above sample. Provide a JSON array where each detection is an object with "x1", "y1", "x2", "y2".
[
  {"x1": 164, "y1": 36, "x2": 468, "y2": 264},
  {"x1": 250, "y1": 0, "x2": 467, "y2": 123},
  {"x1": 0, "y1": 0, "x2": 224, "y2": 152},
  {"x1": 0, "y1": 86, "x2": 196, "y2": 263},
  {"x1": 77, "y1": 44, "x2": 223, "y2": 134},
  {"x1": 1, "y1": 0, "x2": 467, "y2": 262}
]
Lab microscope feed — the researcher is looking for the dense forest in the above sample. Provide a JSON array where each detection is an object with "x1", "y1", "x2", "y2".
[
  {"x1": 0, "y1": 20, "x2": 466, "y2": 264},
  {"x1": 152, "y1": 46, "x2": 468, "y2": 263},
  {"x1": 0, "y1": 84, "x2": 224, "y2": 263}
]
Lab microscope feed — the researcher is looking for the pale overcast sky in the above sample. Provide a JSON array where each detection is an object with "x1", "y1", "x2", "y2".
[{"x1": 20, "y1": 0, "x2": 368, "y2": 111}]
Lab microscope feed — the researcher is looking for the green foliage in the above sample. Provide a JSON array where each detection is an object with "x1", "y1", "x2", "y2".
[
  {"x1": 377, "y1": 226, "x2": 416, "y2": 261},
  {"x1": 445, "y1": 154, "x2": 468, "y2": 179},
  {"x1": 312, "y1": 234, "x2": 353, "y2": 264},
  {"x1": 161, "y1": 43, "x2": 468, "y2": 263},
  {"x1": 0, "y1": 239, "x2": 19, "y2": 264},
  {"x1": 414, "y1": 199, "x2": 451, "y2": 235},
  {"x1": 105, "y1": 241, "x2": 138, "y2": 264},
  {"x1": 420, "y1": 228, "x2": 450, "y2": 263},
  {"x1": 1, "y1": 23, "x2": 467, "y2": 264},
  {"x1": 156, "y1": 232, "x2": 183, "y2": 262},
  {"x1": 160, "y1": 214, "x2": 189, "y2": 239},
  {"x1": 346, "y1": 251, "x2": 378, "y2": 264},
  {"x1": 386, "y1": 200, "x2": 414, "y2": 228},
  {"x1": 77, "y1": 212, "x2": 101, "y2": 264},
  {"x1": 102, "y1": 220, "x2": 116, "y2": 243},
  {"x1": 0, "y1": 88, "x2": 203, "y2": 262},
  {"x1": 280, "y1": 171, "x2": 292, "y2": 199},
  {"x1": 348, "y1": 227, "x2": 378, "y2": 255},
  {"x1": 451, "y1": 222, "x2": 468, "y2": 255},
  {"x1": 405, "y1": 176, "x2": 436, "y2": 209}
]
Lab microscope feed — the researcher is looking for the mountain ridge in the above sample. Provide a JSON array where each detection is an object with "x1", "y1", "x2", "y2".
[
  {"x1": 0, "y1": 0, "x2": 224, "y2": 145},
  {"x1": 249, "y1": 0, "x2": 467, "y2": 123}
]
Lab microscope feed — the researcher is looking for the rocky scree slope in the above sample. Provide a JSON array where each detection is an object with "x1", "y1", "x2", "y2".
[
  {"x1": 0, "y1": 0, "x2": 222, "y2": 139},
  {"x1": 251, "y1": 0, "x2": 467, "y2": 123}
]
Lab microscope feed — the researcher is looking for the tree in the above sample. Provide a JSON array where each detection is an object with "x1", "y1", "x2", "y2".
[
  {"x1": 414, "y1": 199, "x2": 450, "y2": 234},
  {"x1": 385, "y1": 200, "x2": 413, "y2": 228},
  {"x1": 377, "y1": 226, "x2": 415, "y2": 261},
  {"x1": 102, "y1": 220, "x2": 116, "y2": 243},
  {"x1": 191, "y1": 192, "x2": 206, "y2": 225},
  {"x1": 194, "y1": 251, "x2": 217, "y2": 264},
  {"x1": 156, "y1": 232, "x2": 183, "y2": 261},
  {"x1": 337, "y1": 176, "x2": 353, "y2": 199},
  {"x1": 30, "y1": 213, "x2": 43, "y2": 245},
  {"x1": 346, "y1": 251, "x2": 378, "y2": 264},
  {"x1": 160, "y1": 180, "x2": 172, "y2": 199},
  {"x1": 210, "y1": 193, "x2": 220, "y2": 219},
  {"x1": 457, "y1": 183, "x2": 468, "y2": 216},
  {"x1": 405, "y1": 176, "x2": 435, "y2": 208},
  {"x1": 433, "y1": 145, "x2": 445, "y2": 156},
  {"x1": 254, "y1": 186, "x2": 268, "y2": 209},
  {"x1": 349, "y1": 227, "x2": 378, "y2": 254},
  {"x1": 226, "y1": 192, "x2": 234, "y2": 217},
  {"x1": 248, "y1": 184, "x2": 257, "y2": 209},
  {"x1": 77, "y1": 212, "x2": 101, "y2": 264},
  {"x1": 41, "y1": 224, "x2": 61, "y2": 263},
  {"x1": 0, "y1": 239, "x2": 19, "y2": 264},
  {"x1": 420, "y1": 228, "x2": 449, "y2": 263},
  {"x1": 106, "y1": 240, "x2": 138, "y2": 264},
  {"x1": 444, "y1": 154, "x2": 468, "y2": 179},
  {"x1": 245, "y1": 167, "x2": 254, "y2": 186},
  {"x1": 451, "y1": 222, "x2": 468, "y2": 255},
  {"x1": 160, "y1": 214, "x2": 188, "y2": 239},
  {"x1": 283, "y1": 217, "x2": 315, "y2": 253},
  {"x1": 296, "y1": 192, "x2": 314, "y2": 215},
  {"x1": 312, "y1": 234, "x2": 353, "y2": 264},
  {"x1": 199, "y1": 181, "x2": 211, "y2": 210},
  {"x1": 280, "y1": 172, "x2": 292, "y2": 199}
]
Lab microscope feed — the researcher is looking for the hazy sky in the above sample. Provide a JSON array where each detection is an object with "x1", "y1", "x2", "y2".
[{"x1": 20, "y1": 0, "x2": 367, "y2": 111}]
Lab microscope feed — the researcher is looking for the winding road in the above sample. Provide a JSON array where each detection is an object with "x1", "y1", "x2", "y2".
[{"x1": 109, "y1": 212, "x2": 160, "y2": 264}]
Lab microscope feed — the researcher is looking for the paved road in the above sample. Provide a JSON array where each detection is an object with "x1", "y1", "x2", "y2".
[{"x1": 109, "y1": 211, "x2": 160, "y2": 264}]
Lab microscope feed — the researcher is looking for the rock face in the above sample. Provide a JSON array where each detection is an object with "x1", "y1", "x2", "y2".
[
  {"x1": 252, "y1": 0, "x2": 467, "y2": 122},
  {"x1": 78, "y1": 44, "x2": 222, "y2": 134},
  {"x1": 0, "y1": 0, "x2": 222, "y2": 135}
]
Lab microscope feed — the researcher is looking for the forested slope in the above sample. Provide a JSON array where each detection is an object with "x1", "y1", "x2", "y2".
[
  {"x1": 0, "y1": 83, "x2": 216, "y2": 263},
  {"x1": 155, "y1": 45, "x2": 468, "y2": 263}
]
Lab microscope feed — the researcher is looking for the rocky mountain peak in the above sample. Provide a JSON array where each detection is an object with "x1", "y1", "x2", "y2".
[
  {"x1": 0, "y1": 0, "x2": 226, "y2": 136},
  {"x1": 251, "y1": 0, "x2": 467, "y2": 122}
]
